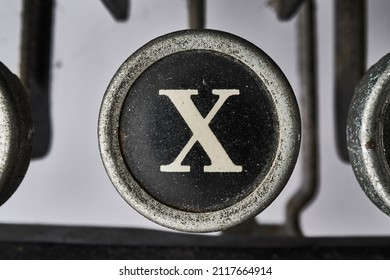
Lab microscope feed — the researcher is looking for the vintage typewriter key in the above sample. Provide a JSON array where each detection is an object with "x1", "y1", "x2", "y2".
[
  {"x1": 98, "y1": 30, "x2": 300, "y2": 232},
  {"x1": 0, "y1": 62, "x2": 33, "y2": 206},
  {"x1": 348, "y1": 53, "x2": 390, "y2": 216}
]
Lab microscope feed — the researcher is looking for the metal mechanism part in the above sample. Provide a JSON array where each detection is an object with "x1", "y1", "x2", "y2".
[
  {"x1": 286, "y1": 0, "x2": 318, "y2": 235},
  {"x1": 100, "y1": 0, "x2": 130, "y2": 21},
  {"x1": 347, "y1": 54, "x2": 390, "y2": 216},
  {"x1": 98, "y1": 30, "x2": 300, "y2": 232},
  {"x1": 335, "y1": 0, "x2": 366, "y2": 162},
  {"x1": 269, "y1": 0, "x2": 306, "y2": 20},
  {"x1": 227, "y1": 0, "x2": 317, "y2": 236},
  {"x1": 20, "y1": 0, "x2": 55, "y2": 159},
  {"x1": 0, "y1": 223, "x2": 389, "y2": 259},
  {"x1": 187, "y1": 0, "x2": 205, "y2": 29},
  {"x1": 0, "y1": 62, "x2": 33, "y2": 207}
]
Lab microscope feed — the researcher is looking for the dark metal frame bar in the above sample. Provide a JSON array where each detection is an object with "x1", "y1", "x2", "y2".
[
  {"x1": 286, "y1": 0, "x2": 319, "y2": 235},
  {"x1": 100, "y1": 0, "x2": 130, "y2": 21},
  {"x1": 188, "y1": 0, "x2": 205, "y2": 29},
  {"x1": 20, "y1": 0, "x2": 55, "y2": 159},
  {"x1": 0, "y1": 224, "x2": 389, "y2": 259},
  {"x1": 334, "y1": 0, "x2": 366, "y2": 161}
]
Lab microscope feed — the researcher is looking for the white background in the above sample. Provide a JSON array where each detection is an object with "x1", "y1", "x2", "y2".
[
  {"x1": 1, "y1": 0, "x2": 390, "y2": 236},
  {"x1": 1, "y1": 260, "x2": 388, "y2": 280}
]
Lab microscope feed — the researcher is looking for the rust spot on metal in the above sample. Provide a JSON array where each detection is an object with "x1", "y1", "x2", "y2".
[{"x1": 365, "y1": 138, "x2": 376, "y2": 150}]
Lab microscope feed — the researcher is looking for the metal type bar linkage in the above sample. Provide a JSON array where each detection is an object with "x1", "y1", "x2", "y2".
[
  {"x1": 188, "y1": 0, "x2": 205, "y2": 29},
  {"x1": 334, "y1": 0, "x2": 366, "y2": 162},
  {"x1": 224, "y1": 1, "x2": 315, "y2": 237},
  {"x1": 285, "y1": 0, "x2": 318, "y2": 235},
  {"x1": 100, "y1": 0, "x2": 130, "y2": 21},
  {"x1": 20, "y1": 0, "x2": 55, "y2": 159},
  {"x1": 269, "y1": 0, "x2": 306, "y2": 20}
]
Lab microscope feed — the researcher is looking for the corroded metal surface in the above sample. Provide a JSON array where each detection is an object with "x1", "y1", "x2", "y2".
[
  {"x1": 98, "y1": 30, "x2": 300, "y2": 232},
  {"x1": 0, "y1": 62, "x2": 33, "y2": 206},
  {"x1": 347, "y1": 53, "x2": 390, "y2": 216}
]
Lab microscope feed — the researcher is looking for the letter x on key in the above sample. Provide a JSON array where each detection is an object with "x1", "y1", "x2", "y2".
[{"x1": 159, "y1": 89, "x2": 242, "y2": 173}]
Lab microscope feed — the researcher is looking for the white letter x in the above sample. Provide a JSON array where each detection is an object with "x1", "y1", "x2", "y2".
[{"x1": 159, "y1": 89, "x2": 242, "y2": 173}]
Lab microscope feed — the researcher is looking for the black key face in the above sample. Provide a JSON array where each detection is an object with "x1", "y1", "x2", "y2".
[
  {"x1": 119, "y1": 50, "x2": 278, "y2": 212},
  {"x1": 99, "y1": 30, "x2": 300, "y2": 232}
]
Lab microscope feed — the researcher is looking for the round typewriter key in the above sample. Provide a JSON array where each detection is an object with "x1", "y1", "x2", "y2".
[
  {"x1": 0, "y1": 62, "x2": 33, "y2": 206},
  {"x1": 98, "y1": 30, "x2": 300, "y2": 232},
  {"x1": 348, "y1": 53, "x2": 390, "y2": 216}
]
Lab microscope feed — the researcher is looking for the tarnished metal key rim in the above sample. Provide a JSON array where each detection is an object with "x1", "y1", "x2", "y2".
[
  {"x1": 98, "y1": 30, "x2": 300, "y2": 232},
  {"x1": 0, "y1": 62, "x2": 33, "y2": 206},
  {"x1": 348, "y1": 53, "x2": 390, "y2": 216}
]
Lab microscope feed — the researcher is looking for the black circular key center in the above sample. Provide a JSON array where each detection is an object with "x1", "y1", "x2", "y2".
[{"x1": 119, "y1": 50, "x2": 278, "y2": 212}]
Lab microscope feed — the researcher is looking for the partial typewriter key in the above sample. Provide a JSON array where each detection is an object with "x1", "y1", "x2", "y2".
[
  {"x1": 348, "y1": 53, "x2": 390, "y2": 216},
  {"x1": 98, "y1": 30, "x2": 300, "y2": 232},
  {"x1": 0, "y1": 62, "x2": 33, "y2": 206}
]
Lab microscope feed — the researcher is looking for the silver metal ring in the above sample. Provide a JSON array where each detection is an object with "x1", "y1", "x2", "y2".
[
  {"x1": 98, "y1": 30, "x2": 300, "y2": 232},
  {"x1": 348, "y1": 53, "x2": 390, "y2": 215},
  {"x1": 0, "y1": 62, "x2": 33, "y2": 206}
]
